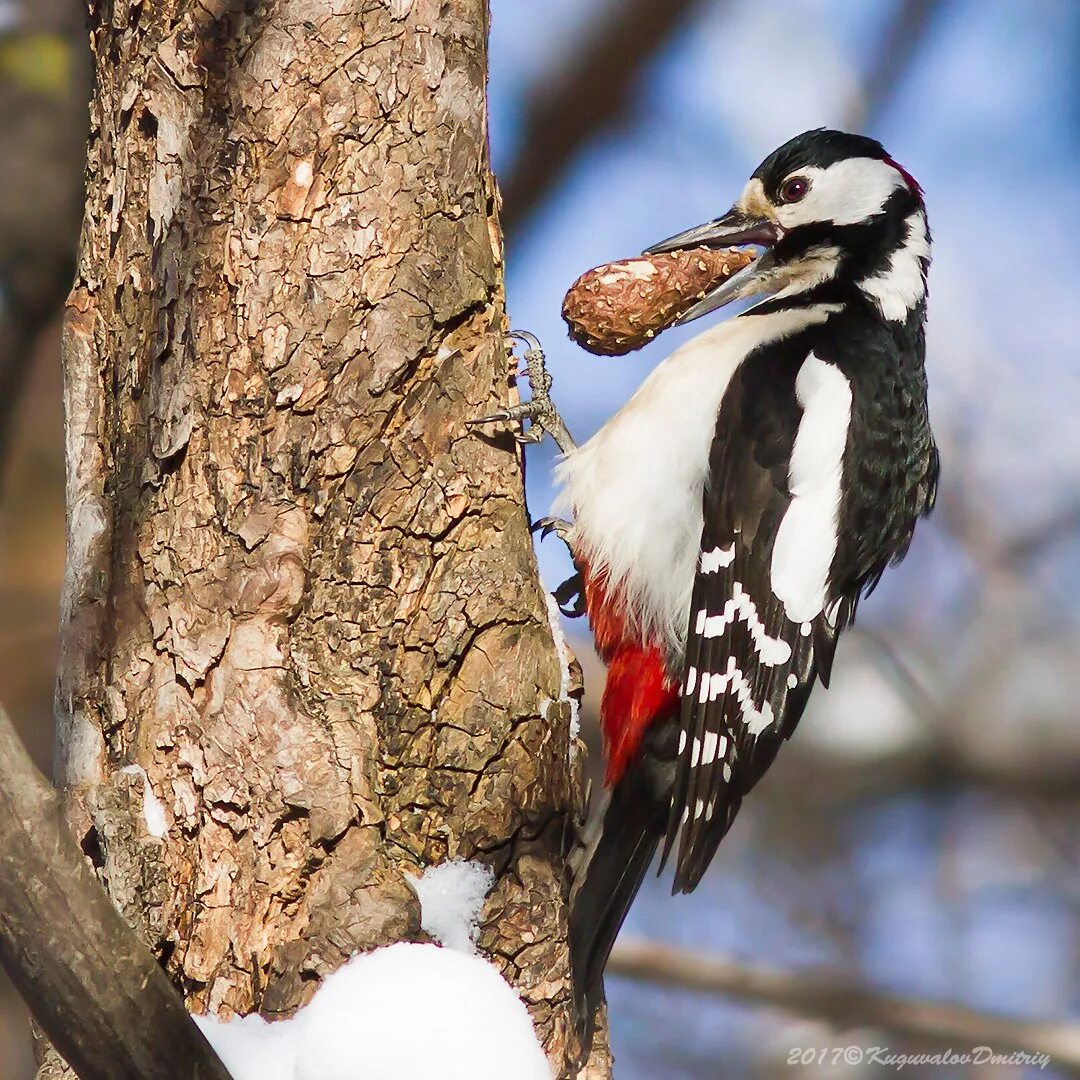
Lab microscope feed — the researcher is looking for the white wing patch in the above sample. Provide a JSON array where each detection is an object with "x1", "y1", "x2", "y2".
[
  {"x1": 770, "y1": 353, "x2": 852, "y2": 623},
  {"x1": 684, "y1": 666, "x2": 698, "y2": 695},
  {"x1": 690, "y1": 731, "x2": 727, "y2": 767},
  {"x1": 704, "y1": 657, "x2": 776, "y2": 736},
  {"x1": 686, "y1": 655, "x2": 777, "y2": 737}
]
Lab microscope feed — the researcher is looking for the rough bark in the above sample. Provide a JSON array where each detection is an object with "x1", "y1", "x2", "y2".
[{"x1": 51, "y1": 1, "x2": 609, "y2": 1076}]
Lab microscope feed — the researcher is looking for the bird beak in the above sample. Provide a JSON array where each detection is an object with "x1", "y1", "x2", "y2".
[{"x1": 644, "y1": 207, "x2": 783, "y2": 325}]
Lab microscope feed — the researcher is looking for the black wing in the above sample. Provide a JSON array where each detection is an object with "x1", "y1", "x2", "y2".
[{"x1": 663, "y1": 341, "x2": 858, "y2": 892}]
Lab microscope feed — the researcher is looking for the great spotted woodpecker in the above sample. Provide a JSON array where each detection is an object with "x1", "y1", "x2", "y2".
[{"x1": 476, "y1": 128, "x2": 939, "y2": 1035}]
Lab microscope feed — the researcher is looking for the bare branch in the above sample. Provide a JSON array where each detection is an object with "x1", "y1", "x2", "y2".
[
  {"x1": 609, "y1": 939, "x2": 1080, "y2": 1067},
  {"x1": 500, "y1": 0, "x2": 708, "y2": 235},
  {"x1": 848, "y1": 0, "x2": 945, "y2": 129},
  {"x1": 0, "y1": 703, "x2": 231, "y2": 1080}
]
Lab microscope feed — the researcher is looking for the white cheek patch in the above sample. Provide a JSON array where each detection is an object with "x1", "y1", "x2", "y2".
[
  {"x1": 770, "y1": 353, "x2": 851, "y2": 623},
  {"x1": 859, "y1": 210, "x2": 929, "y2": 322},
  {"x1": 776, "y1": 158, "x2": 906, "y2": 229}
]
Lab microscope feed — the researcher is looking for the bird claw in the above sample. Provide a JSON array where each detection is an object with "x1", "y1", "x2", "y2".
[
  {"x1": 531, "y1": 515, "x2": 572, "y2": 542},
  {"x1": 552, "y1": 571, "x2": 587, "y2": 619},
  {"x1": 531, "y1": 521, "x2": 586, "y2": 617},
  {"x1": 468, "y1": 331, "x2": 576, "y2": 453}
]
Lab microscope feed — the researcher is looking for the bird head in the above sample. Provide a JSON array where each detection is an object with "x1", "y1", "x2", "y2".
[{"x1": 647, "y1": 128, "x2": 928, "y2": 325}]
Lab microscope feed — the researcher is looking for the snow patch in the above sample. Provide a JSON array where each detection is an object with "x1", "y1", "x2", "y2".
[
  {"x1": 195, "y1": 1012, "x2": 294, "y2": 1080},
  {"x1": 195, "y1": 943, "x2": 551, "y2": 1080},
  {"x1": 120, "y1": 764, "x2": 168, "y2": 838},
  {"x1": 405, "y1": 859, "x2": 493, "y2": 954},
  {"x1": 543, "y1": 592, "x2": 580, "y2": 751}
]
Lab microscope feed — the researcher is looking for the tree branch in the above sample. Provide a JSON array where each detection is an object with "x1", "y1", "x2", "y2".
[
  {"x1": 609, "y1": 939, "x2": 1080, "y2": 1067},
  {"x1": 0, "y1": 703, "x2": 231, "y2": 1080},
  {"x1": 849, "y1": 0, "x2": 945, "y2": 129},
  {"x1": 499, "y1": 0, "x2": 707, "y2": 235}
]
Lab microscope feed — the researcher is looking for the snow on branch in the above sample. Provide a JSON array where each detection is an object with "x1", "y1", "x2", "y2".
[{"x1": 120, "y1": 763, "x2": 169, "y2": 838}]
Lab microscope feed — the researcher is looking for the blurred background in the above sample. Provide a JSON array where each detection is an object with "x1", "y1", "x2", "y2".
[{"x1": 0, "y1": 0, "x2": 1078, "y2": 1076}]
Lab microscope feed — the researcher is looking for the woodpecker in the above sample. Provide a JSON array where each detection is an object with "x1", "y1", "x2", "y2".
[{"x1": 475, "y1": 128, "x2": 939, "y2": 1037}]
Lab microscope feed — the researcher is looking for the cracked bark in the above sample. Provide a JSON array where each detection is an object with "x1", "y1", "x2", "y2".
[{"x1": 49, "y1": 1, "x2": 611, "y2": 1076}]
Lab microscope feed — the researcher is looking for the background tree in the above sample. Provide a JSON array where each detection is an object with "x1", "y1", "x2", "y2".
[{"x1": 0, "y1": 0, "x2": 89, "y2": 470}]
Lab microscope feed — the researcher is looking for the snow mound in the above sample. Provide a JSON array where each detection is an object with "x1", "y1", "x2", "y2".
[
  {"x1": 195, "y1": 1012, "x2": 294, "y2": 1080},
  {"x1": 195, "y1": 942, "x2": 551, "y2": 1080},
  {"x1": 406, "y1": 858, "x2": 494, "y2": 953}
]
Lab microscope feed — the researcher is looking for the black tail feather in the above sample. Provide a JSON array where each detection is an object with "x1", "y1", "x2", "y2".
[
  {"x1": 568, "y1": 717, "x2": 679, "y2": 1051},
  {"x1": 569, "y1": 786, "x2": 661, "y2": 1026}
]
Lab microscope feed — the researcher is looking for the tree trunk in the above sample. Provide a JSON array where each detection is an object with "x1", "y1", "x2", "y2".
[{"x1": 52, "y1": 2, "x2": 610, "y2": 1076}]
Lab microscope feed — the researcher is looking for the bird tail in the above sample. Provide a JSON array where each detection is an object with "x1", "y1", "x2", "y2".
[{"x1": 568, "y1": 716, "x2": 678, "y2": 1051}]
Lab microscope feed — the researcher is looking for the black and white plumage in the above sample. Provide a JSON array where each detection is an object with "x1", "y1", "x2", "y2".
[
  {"x1": 665, "y1": 315, "x2": 938, "y2": 891},
  {"x1": 560, "y1": 128, "x2": 940, "y2": 1030}
]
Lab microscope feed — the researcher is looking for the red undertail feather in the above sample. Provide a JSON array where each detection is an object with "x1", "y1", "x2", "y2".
[{"x1": 577, "y1": 555, "x2": 679, "y2": 786}]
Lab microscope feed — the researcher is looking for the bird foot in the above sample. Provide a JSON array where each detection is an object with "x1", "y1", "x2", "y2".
[
  {"x1": 468, "y1": 331, "x2": 576, "y2": 453},
  {"x1": 531, "y1": 515, "x2": 572, "y2": 543},
  {"x1": 530, "y1": 519, "x2": 586, "y2": 618},
  {"x1": 552, "y1": 571, "x2": 587, "y2": 619}
]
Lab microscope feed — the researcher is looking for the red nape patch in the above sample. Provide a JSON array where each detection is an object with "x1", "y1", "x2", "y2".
[
  {"x1": 601, "y1": 645, "x2": 678, "y2": 786},
  {"x1": 884, "y1": 155, "x2": 924, "y2": 201}
]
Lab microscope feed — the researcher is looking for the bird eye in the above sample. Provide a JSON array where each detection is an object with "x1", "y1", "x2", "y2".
[{"x1": 779, "y1": 176, "x2": 809, "y2": 203}]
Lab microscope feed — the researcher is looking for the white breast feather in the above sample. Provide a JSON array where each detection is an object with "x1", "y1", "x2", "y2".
[
  {"x1": 554, "y1": 306, "x2": 837, "y2": 658},
  {"x1": 769, "y1": 353, "x2": 852, "y2": 623}
]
